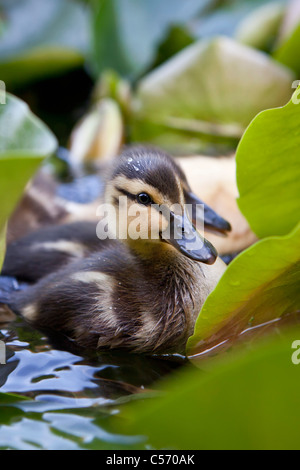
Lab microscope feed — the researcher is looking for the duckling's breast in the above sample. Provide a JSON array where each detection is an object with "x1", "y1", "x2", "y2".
[
  {"x1": 108, "y1": 253, "x2": 226, "y2": 354},
  {"x1": 152, "y1": 256, "x2": 226, "y2": 353}
]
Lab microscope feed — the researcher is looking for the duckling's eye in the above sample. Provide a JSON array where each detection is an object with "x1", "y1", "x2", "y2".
[{"x1": 137, "y1": 192, "x2": 152, "y2": 205}]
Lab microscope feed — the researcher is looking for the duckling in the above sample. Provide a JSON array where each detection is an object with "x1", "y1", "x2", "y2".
[
  {"x1": 5, "y1": 147, "x2": 227, "y2": 354},
  {"x1": 2, "y1": 147, "x2": 230, "y2": 283}
]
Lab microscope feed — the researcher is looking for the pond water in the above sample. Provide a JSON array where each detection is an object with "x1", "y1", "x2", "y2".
[{"x1": 0, "y1": 316, "x2": 185, "y2": 450}]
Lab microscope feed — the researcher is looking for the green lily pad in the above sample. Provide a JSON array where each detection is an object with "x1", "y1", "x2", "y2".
[
  {"x1": 0, "y1": 93, "x2": 57, "y2": 268},
  {"x1": 131, "y1": 37, "x2": 294, "y2": 152},
  {"x1": 187, "y1": 223, "x2": 300, "y2": 357},
  {"x1": 236, "y1": 86, "x2": 300, "y2": 238},
  {"x1": 0, "y1": 0, "x2": 90, "y2": 87},
  {"x1": 274, "y1": 21, "x2": 300, "y2": 75},
  {"x1": 124, "y1": 327, "x2": 300, "y2": 450}
]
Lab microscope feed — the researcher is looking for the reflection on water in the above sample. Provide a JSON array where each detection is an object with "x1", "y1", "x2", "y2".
[{"x1": 0, "y1": 317, "x2": 185, "y2": 450}]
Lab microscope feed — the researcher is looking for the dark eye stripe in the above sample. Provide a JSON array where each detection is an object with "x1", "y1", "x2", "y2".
[
  {"x1": 116, "y1": 186, "x2": 155, "y2": 206},
  {"x1": 115, "y1": 186, "x2": 136, "y2": 201}
]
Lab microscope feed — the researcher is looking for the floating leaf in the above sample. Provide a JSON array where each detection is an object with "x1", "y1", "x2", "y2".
[
  {"x1": 131, "y1": 37, "x2": 294, "y2": 153},
  {"x1": 124, "y1": 328, "x2": 300, "y2": 450},
  {"x1": 187, "y1": 223, "x2": 300, "y2": 357},
  {"x1": 236, "y1": 86, "x2": 300, "y2": 238}
]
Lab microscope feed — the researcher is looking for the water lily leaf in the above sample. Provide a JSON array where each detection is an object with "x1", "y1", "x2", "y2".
[
  {"x1": 124, "y1": 328, "x2": 300, "y2": 450},
  {"x1": 274, "y1": 21, "x2": 300, "y2": 76},
  {"x1": 187, "y1": 223, "x2": 300, "y2": 357},
  {"x1": 236, "y1": 86, "x2": 300, "y2": 238},
  {"x1": 131, "y1": 37, "x2": 294, "y2": 153},
  {"x1": 0, "y1": 93, "x2": 57, "y2": 267},
  {"x1": 0, "y1": 0, "x2": 90, "y2": 87}
]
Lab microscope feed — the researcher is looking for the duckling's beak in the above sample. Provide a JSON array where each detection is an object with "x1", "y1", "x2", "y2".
[
  {"x1": 185, "y1": 191, "x2": 231, "y2": 236},
  {"x1": 161, "y1": 211, "x2": 218, "y2": 265}
]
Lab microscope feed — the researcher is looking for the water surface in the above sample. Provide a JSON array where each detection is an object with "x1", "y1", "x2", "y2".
[{"x1": 0, "y1": 316, "x2": 184, "y2": 450}]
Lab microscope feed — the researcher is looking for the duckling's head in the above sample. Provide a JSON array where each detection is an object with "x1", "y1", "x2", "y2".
[{"x1": 101, "y1": 147, "x2": 226, "y2": 264}]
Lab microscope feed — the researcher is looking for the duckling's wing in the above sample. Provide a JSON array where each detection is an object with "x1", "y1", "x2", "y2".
[
  {"x1": 10, "y1": 246, "x2": 131, "y2": 349},
  {"x1": 2, "y1": 221, "x2": 111, "y2": 283}
]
